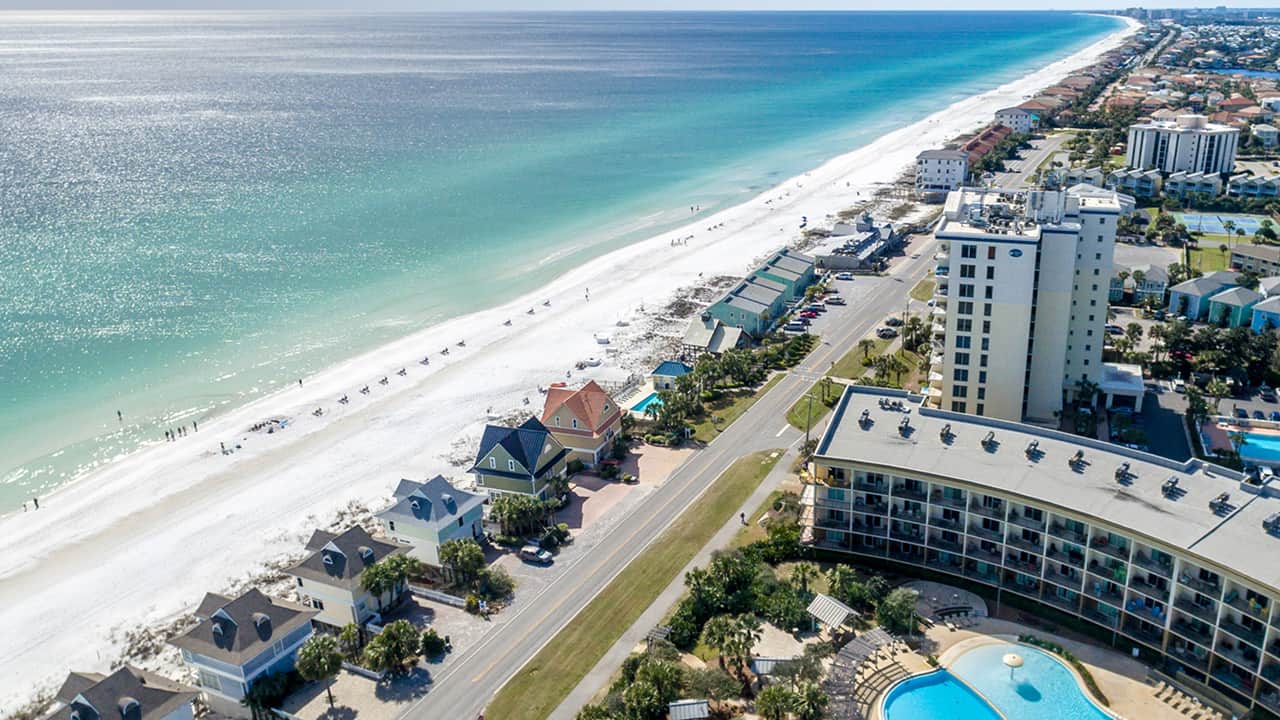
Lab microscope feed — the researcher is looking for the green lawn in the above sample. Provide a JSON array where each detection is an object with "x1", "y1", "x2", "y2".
[
  {"x1": 689, "y1": 373, "x2": 784, "y2": 443},
  {"x1": 484, "y1": 450, "x2": 784, "y2": 720},
  {"x1": 1188, "y1": 245, "x2": 1232, "y2": 273},
  {"x1": 827, "y1": 338, "x2": 891, "y2": 381},
  {"x1": 909, "y1": 276, "x2": 936, "y2": 302},
  {"x1": 785, "y1": 378, "x2": 842, "y2": 431}
]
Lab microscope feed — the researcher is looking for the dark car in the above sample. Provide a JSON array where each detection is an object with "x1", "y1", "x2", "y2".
[
  {"x1": 1254, "y1": 410, "x2": 1267, "y2": 420},
  {"x1": 876, "y1": 327, "x2": 899, "y2": 339},
  {"x1": 1235, "y1": 408, "x2": 1249, "y2": 419},
  {"x1": 1269, "y1": 411, "x2": 1280, "y2": 422},
  {"x1": 885, "y1": 317, "x2": 904, "y2": 327}
]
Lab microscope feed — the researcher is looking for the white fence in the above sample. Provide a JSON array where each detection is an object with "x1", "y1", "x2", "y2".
[{"x1": 409, "y1": 583, "x2": 468, "y2": 608}]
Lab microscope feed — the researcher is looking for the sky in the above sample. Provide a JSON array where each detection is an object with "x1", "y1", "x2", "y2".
[{"x1": 0, "y1": 0, "x2": 1271, "y2": 10}]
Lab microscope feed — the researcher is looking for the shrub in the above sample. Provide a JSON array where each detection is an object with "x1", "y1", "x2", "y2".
[
  {"x1": 420, "y1": 628, "x2": 447, "y2": 658},
  {"x1": 477, "y1": 566, "x2": 515, "y2": 600},
  {"x1": 465, "y1": 594, "x2": 481, "y2": 614},
  {"x1": 567, "y1": 458, "x2": 586, "y2": 475},
  {"x1": 600, "y1": 463, "x2": 620, "y2": 479}
]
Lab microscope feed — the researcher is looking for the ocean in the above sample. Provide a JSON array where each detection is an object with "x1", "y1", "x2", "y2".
[{"x1": 0, "y1": 11, "x2": 1121, "y2": 510}]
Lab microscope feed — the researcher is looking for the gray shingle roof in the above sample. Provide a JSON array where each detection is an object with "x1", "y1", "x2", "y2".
[
  {"x1": 169, "y1": 588, "x2": 315, "y2": 665},
  {"x1": 1209, "y1": 286, "x2": 1263, "y2": 307},
  {"x1": 50, "y1": 667, "x2": 195, "y2": 720},
  {"x1": 287, "y1": 526, "x2": 406, "y2": 590},
  {"x1": 471, "y1": 416, "x2": 568, "y2": 481},
  {"x1": 377, "y1": 476, "x2": 484, "y2": 531},
  {"x1": 1169, "y1": 271, "x2": 1239, "y2": 296}
]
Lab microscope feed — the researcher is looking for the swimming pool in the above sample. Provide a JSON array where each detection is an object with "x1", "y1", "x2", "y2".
[
  {"x1": 630, "y1": 392, "x2": 663, "y2": 413},
  {"x1": 1240, "y1": 431, "x2": 1280, "y2": 465},
  {"x1": 882, "y1": 669, "x2": 1003, "y2": 720},
  {"x1": 883, "y1": 642, "x2": 1115, "y2": 720}
]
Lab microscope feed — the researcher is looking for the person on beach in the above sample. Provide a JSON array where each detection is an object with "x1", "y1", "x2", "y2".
[
  {"x1": 193, "y1": 421, "x2": 198, "y2": 432},
  {"x1": 117, "y1": 410, "x2": 122, "y2": 422},
  {"x1": 22, "y1": 502, "x2": 27, "y2": 512},
  {"x1": 298, "y1": 379, "x2": 303, "y2": 387},
  {"x1": 32, "y1": 497, "x2": 39, "y2": 510},
  {"x1": 220, "y1": 441, "x2": 226, "y2": 454}
]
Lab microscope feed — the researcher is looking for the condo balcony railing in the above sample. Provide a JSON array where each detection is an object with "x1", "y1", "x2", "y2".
[
  {"x1": 1005, "y1": 534, "x2": 1045, "y2": 554},
  {"x1": 930, "y1": 490, "x2": 967, "y2": 510},
  {"x1": 1001, "y1": 574, "x2": 1041, "y2": 597},
  {"x1": 853, "y1": 500, "x2": 889, "y2": 516},
  {"x1": 850, "y1": 522, "x2": 888, "y2": 538},
  {"x1": 969, "y1": 501, "x2": 1005, "y2": 520},
  {"x1": 1007, "y1": 511, "x2": 1047, "y2": 532},
  {"x1": 1045, "y1": 546, "x2": 1086, "y2": 568},
  {"x1": 1043, "y1": 566, "x2": 1084, "y2": 590},
  {"x1": 928, "y1": 515, "x2": 963, "y2": 531},
  {"x1": 1129, "y1": 577, "x2": 1171, "y2": 604},
  {"x1": 1131, "y1": 552, "x2": 1174, "y2": 579},
  {"x1": 1169, "y1": 646, "x2": 1210, "y2": 671},
  {"x1": 966, "y1": 544, "x2": 1003, "y2": 564},
  {"x1": 967, "y1": 525, "x2": 1003, "y2": 543},
  {"x1": 1259, "y1": 690, "x2": 1280, "y2": 714},
  {"x1": 1089, "y1": 538, "x2": 1131, "y2": 562},
  {"x1": 1120, "y1": 617, "x2": 1166, "y2": 646},
  {"x1": 888, "y1": 547, "x2": 925, "y2": 564},
  {"x1": 1262, "y1": 662, "x2": 1280, "y2": 684},
  {"x1": 854, "y1": 478, "x2": 889, "y2": 493},
  {"x1": 1223, "y1": 590, "x2": 1270, "y2": 621},
  {"x1": 1174, "y1": 597, "x2": 1218, "y2": 624},
  {"x1": 1085, "y1": 576, "x2": 1125, "y2": 605},
  {"x1": 1040, "y1": 590, "x2": 1082, "y2": 615},
  {"x1": 1048, "y1": 523, "x2": 1088, "y2": 545},
  {"x1": 1087, "y1": 559, "x2": 1128, "y2": 584},
  {"x1": 963, "y1": 565, "x2": 999, "y2": 584},
  {"x1": 1171, "y1": 617, "x2": 1214, "y2": 646},
  {"x1": 890, "y1": 506, "x2": 926, "y2": 522},
  {"x1": 927, "y1": 534, "x2": 964, "y2": 553},
  {"x1": 890, "y1": 526, "x2": 926, "y2": 544},
  {"x1": 1082, "y1": 605, "x2": 1121, "y2": 629},
  {"x1": 1178, "y1": 573, "x2": 1222, "y2": 597},
  {"x1": 892, "y1": 484, "x2": 928, "y2": 502},
  {"x1": 1003, "y1": 555, "x2": 1042, "y2": 577},
  {"x1": 1219, "y1": 619, "x2": 1266, "y2": 649},
  {"x1": 1215, "y1": 644, "x2": 1262, "y2": 673},
  {"x1": 925, "y1": 555, "x2": 965, "y2": 574}
]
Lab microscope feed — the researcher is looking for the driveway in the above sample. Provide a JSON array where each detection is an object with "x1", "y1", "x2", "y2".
[{"x1": 1114, "y1": 243, "x2": 1179, "y2": 269}]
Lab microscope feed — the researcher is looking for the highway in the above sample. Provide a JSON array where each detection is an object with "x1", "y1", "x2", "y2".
[{"x1": 400, "y1": 240, "x2": 939, "y2": 720}]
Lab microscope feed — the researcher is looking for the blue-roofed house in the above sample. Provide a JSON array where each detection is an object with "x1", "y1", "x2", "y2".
[
  {"x1": 1251, "y1": 296, "x2": 1280, "y2": 333},
  {"x1": 1167, "y1": 271, "x2": 1240, "y2": 320},
  {"x1": 470, "y1": 417, "x2": 568, "y2": 499},
  {"x1": 651, "y1": 361, "x2": 693, "y2": 390},
  {"x1": 377, "y1": 476, "x2": 486, "y2": 566},
  {"x1": 1206, "y1": 286, "x2": 1263, "y2": 328}
]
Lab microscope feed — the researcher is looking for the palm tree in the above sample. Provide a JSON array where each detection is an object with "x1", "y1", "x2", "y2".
[
  {"x1": 858, "y1": 338, "x2": 875, "y2": 361},
  {"x1": 729, "y1": 614, "x2": 763, "y2": 675},
  {"x1": 700, "y1": 614, "x2": 736, "y2": 670},
  {"x1": 788, "y1": 562, "x2": 818, "y2": 593},
  {"x1": 1206, "y1": 378, "x2": 1230, "y2": 413},
  {"x1": 296, "y1": 634, "x2": 343, "y2": 708},
  {"x1": 825, "y1": 565, "x2": 857, "y2": 602},
  {"x1": 791, "y1": 681, "x2": 829, "y2": 720},
  {"x1": 360, "y1": 561, "x2": 393, "y2": 614},
  {"x1": 337, "y1": 623, "x2": 362, "y2": 661},
  {"x1": 755, "y1": 685, "x2": 795, "y2": 720}
]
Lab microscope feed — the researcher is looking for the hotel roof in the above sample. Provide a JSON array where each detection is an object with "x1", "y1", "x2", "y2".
[{"x1": 814, "y1": 386, "x2": 1280, "y2": 593}]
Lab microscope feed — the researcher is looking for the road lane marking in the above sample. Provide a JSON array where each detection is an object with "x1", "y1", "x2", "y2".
[{"x1": 775, "y1": 424, "x2": 789, "y2": 437}]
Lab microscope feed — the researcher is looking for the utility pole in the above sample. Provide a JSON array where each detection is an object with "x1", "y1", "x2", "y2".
[{"x1": 804, "y1": 393, "x2": 815, "y2": 448}]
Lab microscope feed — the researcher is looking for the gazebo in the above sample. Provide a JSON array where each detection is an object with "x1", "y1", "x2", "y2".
[
  {"x1": 667, "y1": 699, "x2": 711, "y2": 720},
  {"x1": 806, "y1": 593, "x2": 860, "y2": 633}
]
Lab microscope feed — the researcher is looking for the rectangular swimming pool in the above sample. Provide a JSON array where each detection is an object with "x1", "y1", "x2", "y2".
[{"x1": 630, "y1": 392, "x2": 663, "y2": 414}]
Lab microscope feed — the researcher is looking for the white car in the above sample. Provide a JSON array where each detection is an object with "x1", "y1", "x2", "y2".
[
  {"x1": 1173, "y1": 379, "x2": 1186, "y2": 394},
  {"x1": 835, "y1": 272, "x2": 854, "y2": 281}
]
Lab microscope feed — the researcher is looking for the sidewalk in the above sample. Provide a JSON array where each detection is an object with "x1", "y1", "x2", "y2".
[{"x1": 547, "y1": 439, "x2": 807, "y2": 719}]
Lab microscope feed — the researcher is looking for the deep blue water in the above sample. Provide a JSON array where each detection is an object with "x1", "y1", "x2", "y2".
[{"x1": 0, "y1": 11, "x2": 1121, "y2": 509}]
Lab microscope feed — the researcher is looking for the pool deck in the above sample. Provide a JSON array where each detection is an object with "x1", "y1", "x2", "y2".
[{"x1": 867, "y1": 616, "x2": 1224, "y2": 720}]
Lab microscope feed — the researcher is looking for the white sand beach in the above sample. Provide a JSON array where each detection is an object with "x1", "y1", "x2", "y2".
[{"x1": 0, "y1": 18, "x2": 1138, "y2": 710}]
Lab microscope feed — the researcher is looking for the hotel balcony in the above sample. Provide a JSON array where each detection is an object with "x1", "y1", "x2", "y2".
[
  {"x1": 1261, "y1": 660, "x2": 1280, "y2": 685},
  {"x1": 1174, "y1": 596, "x2": 1218, "y2": 624},
  {"x1": 1215, "y1": 642, "x2": 1262, "y2": 673},
  {"x1": 892, "y1": 483, "x2": 928, "y2": 502},
  {"x1": 849, "y1": 521, "x2": 888, "y2": 538},
  {"x1": 1003, "y1": 551, "x2": 1042, "y2": 577},
  {"x1": 967, "y1": 524, "x2": 1003, "y2": 543},
  {"x1": 1129, "y1": 576, "x2": 1171, "y2": 604},
  {"x1": 1223, "y1": 589, "x2": 1270, "y2": 622},
  {"x1": 927, "y1": 533, "x2": 964, "y2": 553},
  {"x1": 969, "y1": 501, "x2": 1006, "y2": 521},
  {"x1": 852, "y1": 499, "x2": 889, "y2": 515},
  {"x1": 811, "y1": 516, "x2": 850, "y2": 533},
  {"x1": 1043, "y1": 565, "x2": 1084, "y2": 591},
  {"x1": 1049, "y1": 522, "x2": 1088, "y2": 545},
  {"x1": 1121, "y1": 614, "x2": 1167, "y2": 649},
  {"x1": 1041, "y1": 589, "x2": 1082, "y2": 615},
  {"x1": 1045, "y1": 544, "x2": 1086, "y2": 569},
  {"x1": 1258, "y1": 689, "x2": 1280, "y2": 716},
  {"x1": 1171, "y1": 616, "x2": 1214, "y2": 647},
  {"x1": 1177, "y1": 573, "x2": 1222, "y2": 598},
  {"x1": 1007, "y1": 510, "x2": 1046, "y2": 533},
  {"x1": 1123, "y1": 597, "x2": 1169, "y2": 626},
  {"x1": 1001, "y1": 572, "x2": 1041, "y2": 598},
  {"x1": 1089, "y1": 538, "x2": 1131, "y2": 563},
  {"x1": 1131, "y1": 551, "x2": 1174, "y2": 579},
  {"x1": 928, "y1": 514, "x2": 963, "y2": 531},
  {"x1": 890, "y1": 525, "x2": 926, "y2": 545},
  {"x1": 1082, "y1": 604, "x2": 1121, "y2": 629},
  {"x1": 1087, "y1": 559, "x2": 1127, "y2": 585},
  {"x1": 1169, "y1": 645, "x2": 1211, "y2": 672},
  {"x1": 966, "y1": 543, "x2": 1003, "y2": 564},
  {"x1": 888, "y1": 545, "x2": 926, "y2": 565},
  {"x1": 1219, "y1": 618, "x2": 1266, "y2": 650},
  {"x1": 1270, "y1": 638, "x2": 1280, "y2": 659},
  {"x1": 853, "y1": 477, "x2": 889, "y2": 494},
  {"x1": 930, "y1": 489, "x2": 967, "y2": 511},
  {"x1": 1005, "y1": 533, "x2": 1045, "y2": 555},
  {"x1": 890, "y1": 505, "x2": 926, "y2": 523},
  {"x1": 924, "y1": 552, "x2": 965, "y2": 575},
  {"x1": 963, "y1": 563, "x2": 1000, "y2": 585},
  {"x1": 1085, "y1": 576, "x2": 1125, "y2": 607}
]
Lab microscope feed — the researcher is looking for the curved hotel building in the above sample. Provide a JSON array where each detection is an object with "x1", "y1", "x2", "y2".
[{"x1": 803, "y1": 386, "x2": 1280, "y2": 714}]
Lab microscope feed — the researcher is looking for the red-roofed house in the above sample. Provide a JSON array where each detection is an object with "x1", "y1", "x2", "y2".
[
  {"x1": 540, "y1": 380, "x2": 622, "y2": 467},
  {"x1": 1219, "y1": 95, "x2": 1254, "y2": 112}
]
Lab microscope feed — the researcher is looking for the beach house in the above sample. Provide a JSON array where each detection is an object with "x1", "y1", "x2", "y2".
[
  {"x1": 471, "y1": 416, "x2": 568, "y2": 499},
  {"x1": 651, "y1": 361, "x2": 693, "y2": 390},
  {"x1": 377, "y1": 476, "x2": 485, "y2": 567},
  {"x1": 704, "y1": 249, "x2": 815, "y2": 338},
  {"x1": 1167, "y1": 271, "x2": 1240, "y2": 320},
  {"x1": 1251, "y1": 296, "x2": 1280, "y2": 332},
  {"x1": 540, "y1": 380, "x2": 622, "y2": 467},
  {"x1": 46, "y1": 667, "x2": 196, "y2": 720},
  {"x1": 169, "y1": 589, "x2": 315, "y2": 717},
  {"x1": 1110, "y1": 263, "x2": 1169, "y2": 304},
  {"x1": 1227, "y1": 174, "x2": 1280, "y2": 199},
  {"x1": 1206, "y1": 286, "x2": 1263, "y2": 328},
  {"x1": 682, "y1": 314, "x2": 744, "y2": 356},
  {"x1": 286, "y1": 526, "x2": 409, "y2": 628}
]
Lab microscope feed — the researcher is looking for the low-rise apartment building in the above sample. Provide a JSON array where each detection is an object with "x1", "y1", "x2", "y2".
[
  {"x1": 803, "y1": 386, "x2": 1280, "y2": 715},
  {"x1": 915, "y1": 149, "x2": 969, "y2": 199},
  {"x1": 1233, "y1": 247, "x2": 1280, "y2": 277},
  {"x1": 1107, "y1": 168, "x2": 1164, "y2": 198},
  {"x1": 1165, "y1": 171, "x2": 1224, "y2": 199},
  {"x1": 1228, "y1": 174, "x2": 1280, "y2": 200}
]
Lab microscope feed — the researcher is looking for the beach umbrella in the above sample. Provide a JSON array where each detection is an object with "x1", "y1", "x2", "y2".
[{"x1": 1003, "y1": 652, "x2": 1024, "y2": 679}]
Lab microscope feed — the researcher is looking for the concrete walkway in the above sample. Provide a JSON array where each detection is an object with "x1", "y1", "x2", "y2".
[{"x1": 548, "y1": 439, "x2": 807, "y2": 719}]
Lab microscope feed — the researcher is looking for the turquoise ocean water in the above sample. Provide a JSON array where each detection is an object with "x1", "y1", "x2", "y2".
[{"x1": 0, "y1": 11, "x2": 1121, "y2": 510}]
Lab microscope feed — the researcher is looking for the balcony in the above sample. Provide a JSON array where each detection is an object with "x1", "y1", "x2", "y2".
[
  {"x1": 1082, "y1": 605, "x2": 1121, "y2": 629},
  {"x1": 928, "y1": 515, "x2": 963, "y2": 531},
  {"x1": 1223, "y1": 589, "x2": 1270, "y2": 621},
  {"x1": 1215, "y1": 644, "x2": 1262, "y2": 673},
  {"x1": 1005, "y1": 533, "x2": 1045, "y2": 554},
  {"x1": 853, "y1": 478, "x2": 889, "y2": 494},
  {"x1": 1271, "y1": 638, "x2": 1280, "y2": 659},
  {"x1": 1174, "y1": 597, "x2": 1217, "y2": 624},
  {"x1": 963, "y1": 564, "x2": 1000, "y2": 586},
  {"x1": 1045, "y1": 545, "x2": 1086, "y2": 569},
  {"x1": 1168, "y1": 645, "x2": 1210, "y2": 671},
  {"x1": 813, "y1": 516, "x2": 850, "y2": 532},
  {"x1": 1171, "y1": 617, "x2": 1214, "y2": 647},
  {"x1": 1258, "y1": 689, "x2": 1280, "y2": 715},
  {"x1": 969, "y1": 501, "x2": 1006, "y2": 520},
  {"x1": 924, "y1": 554, "x2": 965, "y2": 576},
  {"x1": 927, "y1": 534, "x2": 963, "y2": 553},
  {"x1": 1177, "y1": 573, "x2": 1221, "y2": 598},
  {"x1": 1262, "y1": 661, "x2": 1280, "y2": 684},
  {"x1": 890, "y1": 526, "x2": 926, "y2": 544},
  {"x1": 1131, "y1": 551, "x2": 1174, "y2": 579},
  {"x1": 966, "y1": 543, "x2": 1003, "y2": 564},
  {"x1": 1089, "y1": 538, "x2": 1131, "y2": 562},
  {"x1": 1002, "y1": 574, "x2": 1041, "y2": 598},
  {"x1": 1008, "y1": 511, "x2": 1046, "y2": 532},
  {"x1": 891, "y1": 506, "x2": 927, "y2": 523},
  {"x1": 1044, "y1": 566, "x2": 1084, "y2": 591},
  {"x1": 888, "y1": 546, "x2": 926, "y2": 565},
  {"x1": 1049, "y1": 522, "x2": 1088, "y2": 545},
  {"x1": 892, "y1": 484, "x2": 928, "y2": 502},
  {"x1": 968, "y1": 524, "x2": 1003, "y2": 543},
  {"x1": 1085, "y1": 575, "x2": 1125, "y2": 606},
  {"x1": 1219, "y1": 619, "x2": 1266, "y2": 649},
  {"x1": 1120, "y1": 616, "x2": 1166, "y2": 648},
  {"x1": 1129, "y1": 576, "x2": 1171, "y2": 604},
  {"x1": 1004, "y1": 554, "x2": 1042, "y2": 578},
  {"x1": 1041, "y1": 590, "x2": 1082, "y2": 615},
  {"x1": 852, "y1": 500, "x2": 888, "y2": 516},
  {"x1": 1087, "y1": 559, "x2": 1127, "y2": 585},
  {"x1": 931, "y1": 491, "x2": 967, "y2": 510}
]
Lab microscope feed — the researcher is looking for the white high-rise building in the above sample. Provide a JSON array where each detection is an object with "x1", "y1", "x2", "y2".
[
  {"x1": 1125, "y1": 114, "x2": 1239, "y2": 175},
  {"x1": 930, "y1": 186, "x2": 1131, "y2": 423},
  {"x1": 915, "y1": 149, "x2": 969, "y2": 196}
]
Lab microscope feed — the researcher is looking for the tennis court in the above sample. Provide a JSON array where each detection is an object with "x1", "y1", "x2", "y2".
[{"x1": 1176, "y1": 212, "x2": 1264, "y2": 235}]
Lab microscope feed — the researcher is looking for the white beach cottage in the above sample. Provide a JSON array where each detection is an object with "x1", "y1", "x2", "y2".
[{"x1": 376, "y1": 476, "x2": 485, "y2": 566}]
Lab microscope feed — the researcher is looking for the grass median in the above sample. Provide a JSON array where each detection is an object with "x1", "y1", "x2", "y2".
[
  {"x1": 689, "y1": 373, "x2": 784, "y2": 443},
  {"x1": 484, "y1": 449, "x2": 784, "y2": 720}
]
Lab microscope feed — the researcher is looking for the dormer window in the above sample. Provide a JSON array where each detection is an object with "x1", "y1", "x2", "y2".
[
  {"x1": 410, "y1": 499, "x2": 420, "y2": 510},
  {"x1": 554, "y1": 416, "x2": 560, "y2": 426},
  {"x1": 359, "y1": 547, "x2": 375, "y2": 563},
  {"x1": 508, "y1": 459, "x2": 516, "y2": 471},
  {"x1": 571, "y1": 419, "x2": 578, "y2": 429},
  {"x1": 323, "y1": 554, "x2": 334, "y2": 565},
  {"x1": 489, "y1": 457, "x2": 496, "y2": 469}
]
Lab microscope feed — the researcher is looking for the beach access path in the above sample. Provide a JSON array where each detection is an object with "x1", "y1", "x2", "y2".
[{"x1": 399, "y1": 245, "x2": 939, "y2": 720}]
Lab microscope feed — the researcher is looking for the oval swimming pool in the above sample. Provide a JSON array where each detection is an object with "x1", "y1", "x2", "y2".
[{"x1": 882, "y1": 642, "x2": 1115, "y2": 720}]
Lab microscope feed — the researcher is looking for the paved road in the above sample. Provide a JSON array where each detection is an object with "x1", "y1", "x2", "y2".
[
  {"x1": 990, "y1": 133, "x2": 1072, "y2": 189},
  {"x1": 399, "y1": 239, "x2": 938, "y2": 720}
]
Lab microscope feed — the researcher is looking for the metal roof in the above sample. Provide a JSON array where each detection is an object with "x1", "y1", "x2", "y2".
[{"x1": 806, "y1": 592, "x2": 858, "y2": 629}]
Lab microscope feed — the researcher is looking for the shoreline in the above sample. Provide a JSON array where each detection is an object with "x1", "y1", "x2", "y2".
[{"x1": 0, "y1": 16, "x2": 1139, "y2": 710}]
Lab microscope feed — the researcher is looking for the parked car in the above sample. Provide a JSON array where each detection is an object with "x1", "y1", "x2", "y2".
[
  {"x1": 827, "y1": 297, "x2": 846, "y2": 305},
  {"x1": 1269, "y1": 411, "x2": 1280, "y2": 422},
  {"x1": 876, "y1": 327, "x2": 899, "y2": 339},
  {"x1": 800, "y1": 311, "x2": 818, "y2": 319},
  {"x1": 885, "y1": 316, "x2": 904, "y2": 327},
  {"x1": 783, "y1": 322, "x2": 808, "y2": 333},
  {"x1": 1262, "y1": 386, "x2": 1277, "y2": 402},
  {"x1": 1154, "y1": 310, "x2": 1166, "y2": 321},
  {"x1": 1106, "y1": 324, "x2": 1124, "y2": 335},
  {"x1": 835, "y1": 272, "x2": 854, "y2": 281},
  {"x1": 1254, "y1": 410, "x2": 1267, "y2": 420},
  {"x1": 519, "y1": 545, "x2": 553, "y2": 564},
  {"x1": 1235, "y1": 408, "x2": 1249, "y2": 419},
  {"x1": 1172, "y1": 379, "x2": 1186, "y2": 393}
]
